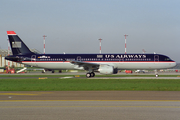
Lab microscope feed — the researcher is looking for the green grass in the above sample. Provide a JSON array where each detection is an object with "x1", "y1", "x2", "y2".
[{"x1": 0, "y1": 78, "x2": 180, "y2": 91}]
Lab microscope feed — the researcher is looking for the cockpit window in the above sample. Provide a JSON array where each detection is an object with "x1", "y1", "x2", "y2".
[{"x1": 165, "y1": 58, "x2": 170, "y2": 61}]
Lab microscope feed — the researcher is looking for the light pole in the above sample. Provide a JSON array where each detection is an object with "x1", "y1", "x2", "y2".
[
  {"x1": 43, "y1": 35, "x2": 47, "y2": 54},
  {"x1": 142, "y1": 49, "x2": 146, "y2": 53},
  {"x1": 98, "y1": 38, "x2": 102, "y2": 54},
  {"x1": 124, "y1": 34, "x2": 128, "y2": 54},
  {"x1": 7, "y1": 39, "x2": 10, "y2": 67}
]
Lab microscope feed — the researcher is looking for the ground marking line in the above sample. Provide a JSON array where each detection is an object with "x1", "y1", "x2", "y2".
[
  {"x1": 0, "y1": 106, "x2": 180, "y2": 108},
  {"x1": 0, "y1": 100, "x2": 180, "y2": 102}
]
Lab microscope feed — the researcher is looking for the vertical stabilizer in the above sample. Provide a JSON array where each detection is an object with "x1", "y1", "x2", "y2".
[{"x1": 7, "y1": 31, "x2": 33, "y2": 55}]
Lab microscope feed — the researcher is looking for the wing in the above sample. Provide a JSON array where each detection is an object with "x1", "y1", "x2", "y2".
[{"x1": 70, "y1": 60, "x2": 99, "y2": 71}]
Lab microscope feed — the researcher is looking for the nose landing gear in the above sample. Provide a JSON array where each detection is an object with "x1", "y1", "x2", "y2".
[
  {"x1": 155, "y1": 70, "x2": 159, "y2": 77},
  {"x1": 155, "y1": 74, "x2": 159, "y2": 77}
]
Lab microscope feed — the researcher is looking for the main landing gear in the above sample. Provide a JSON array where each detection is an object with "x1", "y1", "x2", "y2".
[{"x1": 86, "y1": 72, "x2": 95, "y2": 78}]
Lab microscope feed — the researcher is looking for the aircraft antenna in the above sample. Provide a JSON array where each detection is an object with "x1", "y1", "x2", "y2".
[
  {"x1": 98, "y1": 38, "x2": 102, "y2": 54},
  {"x1": 43, "y1": 35, "x2": 47, "y2": 54},
  {"x1": 124, "y1": 34, "x2": 128, "y2": 54}
]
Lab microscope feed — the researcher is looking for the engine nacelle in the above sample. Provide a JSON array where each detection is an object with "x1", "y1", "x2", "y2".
[{"x1": 98, "y1": 65, "x2": 117, "y2": 74}]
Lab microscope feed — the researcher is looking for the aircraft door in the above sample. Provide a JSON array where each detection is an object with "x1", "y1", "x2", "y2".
[
  {"x1": 31, "y1": 55, "x2": 37, "y2": 66},
  {"x1": 77, "y1": 56, "x2": 81, "y2": 61},
  {"x1": 154, "y1": 55, "x2": 159, "y2": 62}
]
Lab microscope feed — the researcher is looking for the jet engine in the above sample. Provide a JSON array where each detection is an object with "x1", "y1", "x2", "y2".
[{"x1": 98, "y1": 64, "x2": 118, "y2": 74}]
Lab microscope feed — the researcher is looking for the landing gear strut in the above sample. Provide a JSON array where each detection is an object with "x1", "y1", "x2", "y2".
[{"x1": 86, "y1": 72, "x2": 95, "y2": 78}]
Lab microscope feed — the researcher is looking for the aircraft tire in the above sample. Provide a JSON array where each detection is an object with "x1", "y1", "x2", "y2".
[
  {"x1": 86, "y1": 73, "x2": 91, "y2": 78},
  {"x1": 91, "y1": 72, "x2": 95, "y2": 77},
  {"x1": 42, "y1": 70, "x2": 45, "y2": 73}
]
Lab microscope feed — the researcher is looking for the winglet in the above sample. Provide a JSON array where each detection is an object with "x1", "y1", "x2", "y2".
[{"x1": 7, "y1": 31, "x2": 16, "y2": 35}]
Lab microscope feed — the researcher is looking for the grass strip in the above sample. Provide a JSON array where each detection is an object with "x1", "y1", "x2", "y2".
[{"x1": 0, "y1": 78, "x2": 180, "y2": 91}]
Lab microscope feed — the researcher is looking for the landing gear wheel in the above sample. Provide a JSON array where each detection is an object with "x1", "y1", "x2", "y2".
[
  {"x1": 155, "y1": 74, "x2": 159, "y2": 77},
  {"x1": 42, "y1": 70, "x2": 45, "y2": 73},
  {"x1": 90, "y1": 72, "x2": 95, "y2": 77},
  {"x1": 86, "y1": 73, "x2": 91, "y2": 78},
  {"x1": 154, "y1": 69, "x2": 159, "y2": 78}
]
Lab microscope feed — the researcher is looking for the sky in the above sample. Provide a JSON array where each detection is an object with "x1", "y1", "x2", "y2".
[{"x1": 0, "y1": 0, "x2": 180, "y2": 62}]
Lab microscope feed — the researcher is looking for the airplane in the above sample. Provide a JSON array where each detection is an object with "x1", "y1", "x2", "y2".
[{"x1": 5, "y1": 31, "x2": 176, "y2": 77}]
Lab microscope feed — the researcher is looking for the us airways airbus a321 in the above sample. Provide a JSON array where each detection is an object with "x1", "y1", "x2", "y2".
[{"x1": 5, "y1": 31, "x2": 176, "y2": 77}]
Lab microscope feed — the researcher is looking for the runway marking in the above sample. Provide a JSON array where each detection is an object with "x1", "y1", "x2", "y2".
[
  {"x1": 0, "y1": 92, "x2": 52, "y2": 96},
  {"x1": 0, "y1": 106, "x2": 180, "y2": 108},
  {"x1": 0, "y1": 100, "x2": 180, "y2": 102},
  {"x1": 0, "y1": 93, "x2": 39, "y2": 95}
]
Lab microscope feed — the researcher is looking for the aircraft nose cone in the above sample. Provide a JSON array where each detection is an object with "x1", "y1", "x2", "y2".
[{"x1": 172, "y1": 62, "x2": 177, "y2": 67}]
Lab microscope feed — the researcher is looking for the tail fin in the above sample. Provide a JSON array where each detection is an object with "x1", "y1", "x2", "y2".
[{"x1": 7, "y1": 31, "x2": 33, "y2": 55}]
